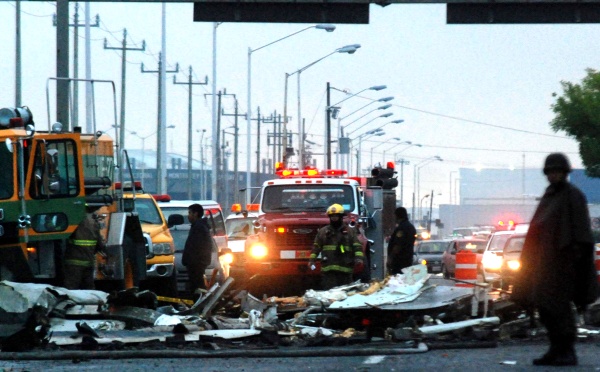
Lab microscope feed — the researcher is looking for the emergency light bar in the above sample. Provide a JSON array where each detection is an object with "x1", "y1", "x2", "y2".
[
  {"x1": 115, "y1": 181, "x2": 143, "y2": 191},
  {"x1": 152, "y1": 194, "x2": 171, "y2": 202},
  {"x1": 231, "y1": 203, "x2": 260, "y2": 213},
  {"x1": 276, "y1": 168, "x2": 347, "y2": 178}
]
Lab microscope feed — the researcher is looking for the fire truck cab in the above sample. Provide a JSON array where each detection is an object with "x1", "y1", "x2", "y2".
[{"x1": 242, "y1": 167, "x2": 375, "y2": 295}]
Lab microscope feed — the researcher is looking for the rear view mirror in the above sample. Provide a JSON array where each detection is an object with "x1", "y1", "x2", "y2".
[
  {"x1": 123, "y1": 198, "x2": 135, "y2": 212},
  {"x1": 168, "y1": 213, "x2": 185, "y2": 227}
]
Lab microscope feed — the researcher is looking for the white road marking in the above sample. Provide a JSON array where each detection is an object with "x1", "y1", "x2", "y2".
[{"x1": 364, "y1": 355, "x2": 386, "y2": 364}]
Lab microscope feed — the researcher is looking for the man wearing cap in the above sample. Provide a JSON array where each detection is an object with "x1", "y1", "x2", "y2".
[
  {"x1": 309, "y1": 204, "x2": 364, "y2": 290},
  {"x1": 512, "y1": 153, "x2": 598, "y2": 366},
  {"x1": 386, "y1": 207, "x2": 417, "y2": 275}
]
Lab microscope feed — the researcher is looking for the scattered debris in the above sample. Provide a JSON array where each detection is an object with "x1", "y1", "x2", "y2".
[{"x1": 1, "y1": 265, "x2": 599, "y2": 354}]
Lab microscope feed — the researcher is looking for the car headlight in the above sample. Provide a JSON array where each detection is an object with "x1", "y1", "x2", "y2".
[
  {"x1": 506, "y1": 260, "x2": 521, "y2": 271},
  {"x1": 483, "y1": 254, "x2": 503, "y2": 270},
  {"x1": 249, "y1": 243, "x2": 268, "y2": 259},
  {"x1": 152, "y1": 243, "x2": 173, "y2": 255}
]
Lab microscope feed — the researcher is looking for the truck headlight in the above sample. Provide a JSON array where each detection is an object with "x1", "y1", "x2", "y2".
[
  {"x1": 152, "y1": 243, "x2": 173, "y2": 255},
  {"x1": 249, "y1": 243, "x2": 268, "y2": 259},
  {"x1": 506, "y1": 260, "x2": 521, "y2": 271}
]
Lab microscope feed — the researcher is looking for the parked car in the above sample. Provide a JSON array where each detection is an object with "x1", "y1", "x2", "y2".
[
  {"x1": 441, "y1": 238, "x2": 488, "y2": 279},
  {"x1": 499, "y1": 233, "x2": 527, "y2": 290},
  {"x1": 156, "y1": 199, "x2": 230, "y2": 296},
  {"x1": 414, "y1": 239, "x2": 450, "y2": 274}
]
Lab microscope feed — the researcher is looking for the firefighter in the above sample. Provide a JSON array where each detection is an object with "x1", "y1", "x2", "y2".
[
  {"x1": 63, "y1": 210, "x2": 105, "y2": 290},
  {"x1": 309, "y1": 204, "x2": 364, "y2": 290}
]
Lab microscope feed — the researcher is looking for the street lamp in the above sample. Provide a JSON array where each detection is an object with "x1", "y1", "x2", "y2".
[
  {"x1": 342, "y1": 104, "x2": 393, "y2": 136},
  {"x1": 130, "y1": 125, "x2": 175, "y2": 188},
  {"x1": 371, "y1": 137, "x2": 401, "y2": 167},
  {"x1": 285, "y1": 44, "x2": 360, "y2": 169},
  {"x1": 412, "y1": 156, "x2": 443, "y2": 222},
  {"x1": 382, "y1": 140, "x2": 411, "y2": 163},
  {"x1": 353, "y1": 129, "x2": 385, "y2": 176},
  {"x1": 246, "y1": 24, "x2": 335, "y2": 207},
  {"x1": 420, "y1": 194, "x2": 431, "y2": 222},
  {"x1": 346, "y1": 113, "x2": 395, "y2": 138},
  {"x1": 326, "y1": 86, "x2": 389, "y2": 167}
]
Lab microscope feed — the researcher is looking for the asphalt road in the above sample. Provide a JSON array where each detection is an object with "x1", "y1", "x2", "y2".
[{"x1": 2, "y1": 338, "x2": 599, "y2": 371}]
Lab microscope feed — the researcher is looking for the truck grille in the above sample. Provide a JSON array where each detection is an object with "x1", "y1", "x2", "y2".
[{"x1": 275, "y1": 226, "x2": 318, "y2": 248}]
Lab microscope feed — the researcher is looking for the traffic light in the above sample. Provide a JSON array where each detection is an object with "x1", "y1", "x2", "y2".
[{"x1": 370, "y1": 161, "x2": 398, "y2": 189}]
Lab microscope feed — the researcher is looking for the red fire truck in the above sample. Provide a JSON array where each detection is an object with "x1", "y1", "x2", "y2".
[{"x1": 240, "y1": 164, "x2": 398, "y2": 296}]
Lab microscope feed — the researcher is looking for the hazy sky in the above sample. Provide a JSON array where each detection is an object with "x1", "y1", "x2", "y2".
[{"x1": 0, "y1": 1, "x2": 592, "y2": 205}]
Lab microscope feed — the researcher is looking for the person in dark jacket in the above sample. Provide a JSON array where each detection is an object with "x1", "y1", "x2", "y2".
[
  {"x1": 309, "y1": 204, "x2": 364, "y2": 290},
  {"x1": 182, "y1": 203, "x2": 213, "y2": 293},
  {"x1": 512, "y1": 153, "x2": 599, "y2": 367},
  {"x1": 386, "y1": 207, "x2": 417, "y2": 275},
  {"x1": 64, "y1": 211, "x2": 105, "y2": 289}
]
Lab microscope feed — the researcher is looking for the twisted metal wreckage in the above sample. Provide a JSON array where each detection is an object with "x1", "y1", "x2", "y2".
[{"x1": 0, "y1": 264, "x2": 598, "y2": 357}]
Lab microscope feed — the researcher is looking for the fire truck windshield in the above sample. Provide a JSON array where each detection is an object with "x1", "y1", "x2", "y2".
[
  {"x1": 262, "y1": 184, "x2": 355, "y2": 213},
  {"x1": 0, "y1": 140, "x2": 13, "y2": 199}
]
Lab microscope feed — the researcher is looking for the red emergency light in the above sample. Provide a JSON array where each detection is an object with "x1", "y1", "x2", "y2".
[
  {"x1": 115, "y1": 181, "x2": 143, "y2": 191},
  {"x1": 276, "y1": 168, "x2": 348, "y2": 178},
  {"x1": 152, "y1": 194, "x2": 171, "y2": 202}
]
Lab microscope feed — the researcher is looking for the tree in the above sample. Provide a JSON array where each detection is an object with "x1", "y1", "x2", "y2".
[{"x1": 550, "y1": 68, "x2": 600, "y2": 177}]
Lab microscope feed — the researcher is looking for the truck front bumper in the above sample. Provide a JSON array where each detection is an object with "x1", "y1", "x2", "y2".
[{"x1": 146, "y1": 263, "x2": 175, "y2": 278}]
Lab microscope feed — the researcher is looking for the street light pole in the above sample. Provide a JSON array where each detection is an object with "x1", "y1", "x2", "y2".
[
  {"x1": 326, "y1": 85, "x2": 388, "y2": 168},
  {"x1": 412, "y1": 156, "x2": 443, "y2": 222},
  {"x1": 286, "y1": 44, "x2": 361, "y2": 169},
  {"x1": 247, "y1": 24, "x2": 335, "y2": 206}
]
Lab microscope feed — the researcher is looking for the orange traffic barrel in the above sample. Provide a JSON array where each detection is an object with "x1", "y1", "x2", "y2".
[
  {"x1": 595, "y1": 244, "x2": 600, "y2": 284},
  {"x1": 455, "y1": 250, "x2": 478, "y2": 287}
]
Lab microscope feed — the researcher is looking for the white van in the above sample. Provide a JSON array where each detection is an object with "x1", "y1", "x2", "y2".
[{"x1": 156, "y1": 198, "x2": 231, "y2": 296}]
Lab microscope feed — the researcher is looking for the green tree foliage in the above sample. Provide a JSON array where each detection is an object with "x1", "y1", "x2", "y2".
[{"x1": 551, "y1": 68, "x2": 600, "y2": 177}]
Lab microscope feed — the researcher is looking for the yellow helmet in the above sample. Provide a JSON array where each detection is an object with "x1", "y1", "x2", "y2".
[{"x1": 326, "y1": 203, "x2": 345, "y2": 215}]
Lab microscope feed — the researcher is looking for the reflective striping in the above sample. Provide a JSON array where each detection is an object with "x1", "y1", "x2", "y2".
[
  {"x1": 280, "y1": 250, "x2": 312, "y2": 259},
  {"x1": 69, "y1": 239, "x2": 97, "y2": 247},
  {"x1": 65, "y1": 259, "x2": 94, "y2": 267},
  {"x1": 455, "y1": 264, "x2": 477, "y2": 269}
]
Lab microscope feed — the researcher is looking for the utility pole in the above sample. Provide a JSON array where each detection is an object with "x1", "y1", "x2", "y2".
[
  {"x1": 173, "y1": 66, "x2": 208, "y2": 199},
  {"x1": 141, "y1": 53, "x2": 179, "y2": 193},
  {"x1": 15, "y1": 0, "x2": 21, "y2": 107},
  {"x1": 263, "y1": 112, "x2": 278, "y2": 169},
  {"x1": 55, "y1": 0, "x2": 69, "y2": 130},
  {"x1": 104, "y1": 29, "x2": 145, "y2": 154},
  {"x1": 104, "y1": 28, "x2": 146, "y2": 150},
  {"x1": 222, "y1": 96, "x2": 247, "y2": 204},
  {"x1": 204, "y1": 90, "x2": 224, "y2": 201},
  {"x1": 54, "y1": 3, "x2": 100, "y2": 129},
  {"x1": 326, "y1": 82, "x2": 332, "y2": 169},
  {"x1": 254, "y1": 108, "x2": 262, "y2": 178}
]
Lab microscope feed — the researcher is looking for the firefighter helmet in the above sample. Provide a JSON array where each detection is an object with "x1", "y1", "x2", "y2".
[
  {"x1": 326, "y1": 203, "x2": 345, "y2": 215},
  {"x1": 543, "y1": 153, "x2": 572, "y2": 175}
]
